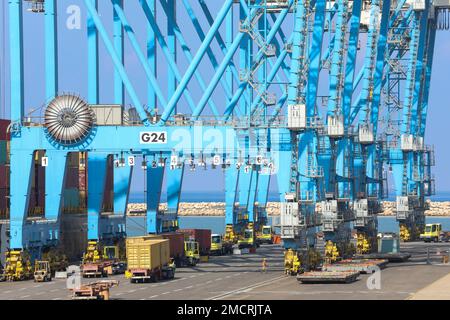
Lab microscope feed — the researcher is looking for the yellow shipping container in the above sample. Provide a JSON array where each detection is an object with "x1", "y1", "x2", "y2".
[{"x1": 126, "y1": 237, "x2": 170, "y2": 271}]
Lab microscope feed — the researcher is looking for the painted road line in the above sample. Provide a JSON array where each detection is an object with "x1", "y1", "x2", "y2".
[{"x1": 208, "y1": 275, "x2": 287, "y2": 300}]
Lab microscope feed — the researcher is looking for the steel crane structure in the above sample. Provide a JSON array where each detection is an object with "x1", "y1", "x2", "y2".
[{"x1": 1, "y1": 0, "x2": 447, "y2": 274}]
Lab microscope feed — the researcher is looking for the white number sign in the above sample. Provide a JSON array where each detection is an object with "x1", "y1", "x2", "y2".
[{"x1": 41, "y1": 157, "x2": 48, "y2": 167}]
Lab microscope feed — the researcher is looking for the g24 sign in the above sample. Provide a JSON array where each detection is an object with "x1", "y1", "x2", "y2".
[{"x1": 140, "y1": 132, "x2": 168, "y2": 144}]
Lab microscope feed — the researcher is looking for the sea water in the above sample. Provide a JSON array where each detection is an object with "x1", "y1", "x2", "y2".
[
  {"x1": 126, "y1": 191, "x2": 450, "y2": 236},
  {"x1": 126, "y1": 215, "x2": 450, "y2": 237}
]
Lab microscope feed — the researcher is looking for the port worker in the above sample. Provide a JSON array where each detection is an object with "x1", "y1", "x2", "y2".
[
  {"x1": 169, "y1": 258, "x2": 176, "y2": 271},
  {"x1": 261, "y1": 258, "x2": 268, "y2": 273}
]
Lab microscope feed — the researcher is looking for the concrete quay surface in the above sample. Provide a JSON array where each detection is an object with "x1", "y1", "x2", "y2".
[{"x1": 0, "y1": 242, "x2": 449, "y2": 300}]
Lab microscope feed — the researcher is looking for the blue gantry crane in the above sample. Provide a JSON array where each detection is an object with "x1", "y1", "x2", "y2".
[{"x1": 0, "y1": 0, "x2": 447, "y2": 278}]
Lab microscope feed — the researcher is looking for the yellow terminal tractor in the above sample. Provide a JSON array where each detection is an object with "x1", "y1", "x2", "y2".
[
  {"x1": 211, "y1": 234, "x2": 233, "y2": 255},
  {"x1": 237, "y1": 222, "x2": 258, "y2": 249},
  {"x1": 256, "y1": 226, "x2": 273, "y2": 245},
  {"x1": 420, "y1": 223, "x2": 450, "y2": 242},
  {"x1": 184, "y1": 240, "x2": 200, "y2": 266}
]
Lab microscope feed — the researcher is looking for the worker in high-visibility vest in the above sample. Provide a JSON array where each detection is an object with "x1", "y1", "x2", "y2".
[{"x1": 261, "y1": 258, "x2": 268, "y2": 273}]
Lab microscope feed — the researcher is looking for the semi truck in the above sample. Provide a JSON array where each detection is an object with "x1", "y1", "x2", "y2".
[
  {"x1": 420, "y1": 223, "x2": 450, "y2": 242},
  {"x1": 147, "y1": 232, "x2": 200, "y2": 267},
  {"x1": 126, "y1": 237, "x2": 175, "y2": 283},
  {"x1": 177, "y1": 229, "x2": 212, "y2": 257}
]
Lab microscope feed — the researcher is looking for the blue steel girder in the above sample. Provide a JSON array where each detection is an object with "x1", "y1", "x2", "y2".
[
  {"x1": 181, "y1": 0, "x2": 247, "y2": 115},
  {"x1": 159, "y1": 0, "x2": 234, "y2": 122},
  {"x1": 144, "y1": 0, "x2": 157, "y2": 109},
  {"x1": 84, "y1": 0, "x2": 150, "y2": 124},
  {"x1": 87, "y1": 152, "x2": 109, "y2": 241},
  {"x1": 357, "y1": 0, "x2": 382, "y2": 126},
  {"x1": 146, "y1": 160, "x2": 165, "y2": 234},
  {"x1": 225, "y1": 165, "x2": 240, "y2": 226},
  {"x1": 224, "y1": 0, "x2": 295, "y2": 118},
  {"x1": 87, "y1": 0, "x2": 99, "y2": 105},
  {"x1": 166, "y1": 165, "x2": 184, "y2": 228},
  {"x1": 45, "y1": 0, "x2": 58, "y2": 102},
  {"x1": 9, "y1": 149, "x2": 34, "y2": 249},
  {"x1": 418, "y1": 18, "x2": 437, "y2": 137},
  {"x1": 157, "y1": 0, "x2": 221, "y2": 117},
  {"x1": 44, "y1": 151, "x2": 67, "y2": 221},
  {"x1": 306, "y1": 0, "x2": 327, "y2": 116},
  {"x1": 113, "y1": 0, "x2": 125, "y2": 106},
  {"x1": 113, "y1": 156, "x2": 133, "y2": 216}
]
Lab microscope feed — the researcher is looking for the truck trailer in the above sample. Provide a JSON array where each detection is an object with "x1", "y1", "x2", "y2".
[{"x1": 126, "y1": 237, "x2": 175, "y2": 283}]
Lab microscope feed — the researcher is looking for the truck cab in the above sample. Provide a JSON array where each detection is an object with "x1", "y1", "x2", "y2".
[
  {"x1": 238, "y1": 229, "x2": 255, "y2": 249},
  {"x1": 420, "y1": 223, "x2": 446, "y2": 242},
  {"x1": 184, "y1": 241, "x2": 200, "y2": 266},
  {"x1": 103, "y1": 246, "x2": 119, "y2": 260},
  {"x1": 256, "y1": 226, "x2": 273, "y2": 245},
  {"x1": 211, "y1": 234, "x2": 223, "y2": 255}
]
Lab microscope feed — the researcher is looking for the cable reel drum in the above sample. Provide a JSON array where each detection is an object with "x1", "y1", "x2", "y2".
[{"x1": 44, "y1": 94, "x2": 95, "y2": 145}]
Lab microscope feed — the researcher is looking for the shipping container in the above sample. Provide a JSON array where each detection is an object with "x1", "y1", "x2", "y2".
[
  {"x1": 126, "y1": 237, "x2": 170, "y2": 270},
  {"x1": 161, "y1": 232, "x2": 185, "y2": 262},
  {"x1": 0, "y1": 165, "x2": 9, "y2": 188},
  {"x1": 0, "y1": 187, "x2": 8, "y2": 218},
  {"x1": 0, "y1": 141, "x2": 8, "y2": 165},
  {"x1": 177, "y1": 229, "x2": 211, "y2": 256},
  {"x1": 145, "y1": 233, "x2": 187, "y2": 267},
  {"x1": 126, "y1": 237, "x2": 174, "y2": 283},
  {"x1": 0, "y1": 120, "x2": 10, "y2": 141}
]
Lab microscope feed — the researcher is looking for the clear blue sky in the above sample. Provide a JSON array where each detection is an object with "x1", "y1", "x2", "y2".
[{"x1": 0, "y1": 1, "x2": 449, "y2": 194}]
